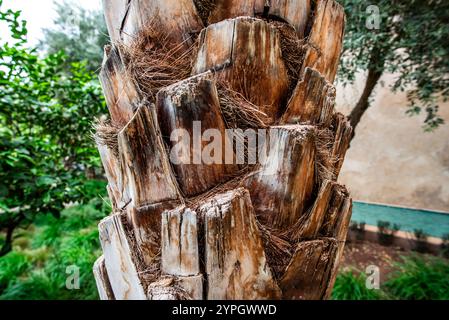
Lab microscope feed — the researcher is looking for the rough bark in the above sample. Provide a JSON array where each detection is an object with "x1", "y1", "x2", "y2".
[
  {"x1": 98, "y1": 213, "x2": 147, "y2": 300},
  {"x1": 243, "y1": 125, "x2": 316, "y2": 229},
  {"x1": 198, "y1": 188, "x2": 281, "y2": 300},
  {"x1": 99, "y1": 45, "x2": 139, "y2": 127},
  {"x1": 93, "y1": 256, "x2": 116, "y2": 300},
  {"x1": 281, "y1": 67, "x2": 335, "y2": 126},
  {"x1": 94, "y1": 0, "x2": 352, "y2": 300},
  {"x1": 103, "y1": 0, "x2": 203, "y2": 46},
  {"x1": 300, "y1": 0, "x2": 345, "y2": 83},
  {"x1": 192, "y1": 17, "x2": 290, "y2": 123},
  {"x1": 280, "y1": 238, "x2": 338, "y2": 300},
  {"x1": 156, "y1": 73, "x2": 239, "y2": 196}
]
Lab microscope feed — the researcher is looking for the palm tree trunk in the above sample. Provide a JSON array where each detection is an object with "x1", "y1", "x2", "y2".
[{"x1": 93, "y1": 0, "x2": 352, "y2": 300}]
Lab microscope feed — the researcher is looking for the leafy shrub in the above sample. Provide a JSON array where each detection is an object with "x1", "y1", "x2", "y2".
[
  {"x1": 440, "y1": 234, "x2": 449, "y2": 259},
  {"x1": 0, "y1": 196, "x2": 107, "y2": 300},
  {"x1": 385, "y1": 256, "x2": 449, "y2": 300},
  {"x1": 349, "y1": 221, "x2": 366, "y2": 241},
  {"x1": 332, "y1": 270, "x2": 384, "y2": 300},
  {"x1": 0, "y1": 251, "x2": 30, "y2": 291},
  {"x1": 0, "y1": 1, "x2": 106, "y2": 257},
  {"x1": 413, "y1": 229, "x2": 429, "y2": 253},
  {"x1": 377, "y1": 220, "x2": 400, "y2": 246}
]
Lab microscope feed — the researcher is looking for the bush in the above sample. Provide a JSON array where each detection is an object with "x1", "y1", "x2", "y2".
[
  {"x1": 384, "y1": 255, "x2": 449, "y2": 300},
  {"x1": 332, "y1": 270, "x2": 384, "y2": 300},
  {"x1": 349, "y1": 221, "x2": 366, "y2": 241},
  {"x1": 0, "y1": 196, "x2": 107, "y2": 300},
  {"x1": 413, "y1": 229, "x2": 429, "y2": 253},
  {"x1": 0, "y1": 251, "x2": 30, "y2": 292},
  {"x1": 440, "y1": 234, "x2": 449, "y2": 259},
  {"x1": 377, "y1": 221, "x2": 400, "y2": 246}
]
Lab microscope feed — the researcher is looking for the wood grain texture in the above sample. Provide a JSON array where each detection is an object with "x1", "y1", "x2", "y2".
[
  {"x1": 93, "y1": 256, "x2": 115, "y2": 300},
  {"x1": 192, "y1": 17, "x2": 289, "y2": 122},
  {"x1": 161, "y1": 207, "x2": 200, "y2": 276},
  {"x1": 294, "y1": 179, "x2": 335, "y2": 240},
  {"x1": 97, "y1": 143, "x2": 130, "y2": 211},
  {"x1": 103, "y1": 0, "x2": 203, "y2": 46},
  {"x1": 127, "y1": 201, "x2": 179, "y2": 266},
  {"x1": 99, "y1": 45, "x2": 139, "y2": 126},
  {"x1": 118, "y1": 105, "x2": 181, "y2": 207},
  {"x1": 208, "y1": 0, "x2": 265, "y2": 24},
  {"x1": 323, "y1": 198, "x2": 352, "y2": 298},
  {"x1": 209, "y1": 0, "x2": 310, "y2": 38},
  {"x1": 198, "y1": 188, "x2": 281, "y2": 300},
  {"x1": 175, "y1": 275, "x2": 204, "y2": 300},
  {"x1": 117, "y1": 104, "x2": 182, "y2": 266},
  {"x1": 102, "y1": 0, "x2": 128, "y2": 45},
  {"x1": 319, "y1": 184, "x2": 351, "y2": 238},
  {"x1": 300, "y1": 0, "x2": 345, "y2": 83},
  {"x1": 280, "y1": 238, "x2": 338, "y2": 300},
  {"x1": 281, "y1": 67, "x2": 335, "y2": 126},
  {"x1": 331, "y1": 113, "x2": 352, "y2": 178},
  {"x1": 266, "y1": 0, "x2": 311, "y2": 38},
  {"x1": 147, "y1": 278, "x2": 185, "y2": 300},
  {"x1": 99, "y1": 213, "x2": 147, "y2": 300},
  {"x1": 156, "y1": 74, "x2": 238, "y2": 196},
  {"x1": 95, "y1": 0, "x2": 352, "y2": 301},
  {"x1": 243, "y1": 125, "x2": 316, "y2": 229}
]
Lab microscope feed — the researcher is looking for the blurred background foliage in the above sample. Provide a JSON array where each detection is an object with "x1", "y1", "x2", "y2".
[
  {"x1": 339, "y1": 0, "x2": 449, "y2": 134},
  {"x1": 0, "y1": 0, "x2": 448, "y2": 300},
  {"x1": 0, "y1": 0, "x2": 108, "y2": 299},
  {"x1": 332, "y1": 255, "x2": 449, "y2": 300}
]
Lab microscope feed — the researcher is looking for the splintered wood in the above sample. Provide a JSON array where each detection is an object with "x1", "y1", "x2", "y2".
[
  {"x1": 99, "y1": 45, "x2": 139, "y2": 126},
  {"x1": 98, "y1": 213, "x2": 146, "y2": 300},
  {"x1": 161, "y1": 207, "x2": 203, "y2": 300},
  {"x1": 95, "y1": 0, "x2": 352, "y2": 301},
  {"x1": 199, "y1": 188, "x2": 281, "y2": 300},
  {"x1": 281, "y1": 67, "x2": 336, "y2": 126},
  {"x1": 161, "y1": 208, "x2": 199, "y2": 276},
  {"x1": 300, "y1": 0, "x2": 345, "y2": 83},
  {"x1": 192, "y1": 17, "x2": 289, "y2": 122},
  {"x1": 156, "y1": 74, "x2": 238, "y2": 196},
  {"x1": 280, "y1": 238, "x2": 338, "y2": 300},
  {"x1": 93, "y1": 256, "x2": 115, "y2": 300},
  {"x1": 118, "y1": 105, "x2": 181, "y2": 266},
  {"x1": 103, "y1": 0, "x2": 203, "y2": 46},
  {"x1": 244, "y1": 126, "x2": 315, "y2": 229},
  {"x1": 96, "y1": 143, "x2": 130, "y2": 211},
  {"x1": 118, "y1": 105, "x2": 180, "y2": 207}
]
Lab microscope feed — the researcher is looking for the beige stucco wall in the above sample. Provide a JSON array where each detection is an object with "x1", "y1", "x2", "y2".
[{"x1": 336, "y1": 73, "x2": 449, "y2": 212}]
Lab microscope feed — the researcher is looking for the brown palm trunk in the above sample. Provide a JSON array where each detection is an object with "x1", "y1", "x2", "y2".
[{"x1": 93, "y1": 0, "x2": 352, "y2": 300}]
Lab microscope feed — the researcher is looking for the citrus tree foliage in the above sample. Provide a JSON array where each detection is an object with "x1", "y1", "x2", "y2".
[
  {"x1": 0, "y1": 1, "x2": 106, "y2": 256},
  {"x1": 339, "y1": 0, "x2": 449, "y2": 131},
  {"x1": 39, "y1": 0, "x2": 109, "y2": 72}
]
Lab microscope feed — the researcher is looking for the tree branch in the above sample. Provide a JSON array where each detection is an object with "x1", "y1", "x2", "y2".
[{"x1": 348, "y1": 48, "x2": 385, "y2": 139}]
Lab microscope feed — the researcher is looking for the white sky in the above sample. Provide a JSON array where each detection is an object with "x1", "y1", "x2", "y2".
[{"x1": 2, "y1": 0, "x2": 102, "y2": 45}]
